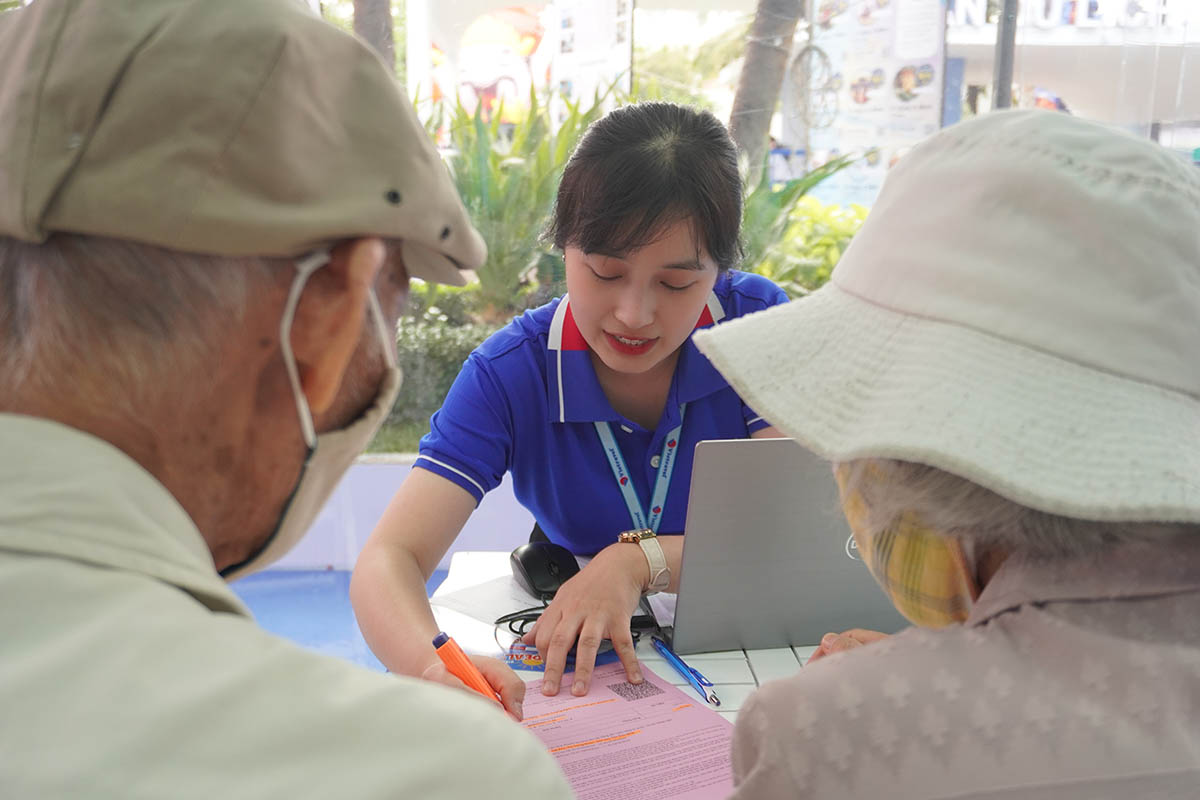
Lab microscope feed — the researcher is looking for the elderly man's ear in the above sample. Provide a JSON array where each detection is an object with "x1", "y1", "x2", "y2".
[{"x1": 288, "y1": 237, "x2": 387, "y2": 414}]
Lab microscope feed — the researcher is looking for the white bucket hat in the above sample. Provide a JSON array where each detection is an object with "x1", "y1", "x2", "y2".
[{"x1": 695, "y1": 110, "x2": 1200, "y2": 524}]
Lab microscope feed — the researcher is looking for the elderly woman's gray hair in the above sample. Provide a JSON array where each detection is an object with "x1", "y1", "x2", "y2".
[{"x1": 835, "y1": 457, "x2": 1200, "y2": 559}]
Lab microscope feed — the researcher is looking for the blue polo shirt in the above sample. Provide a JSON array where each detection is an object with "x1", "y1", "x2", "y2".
[{"x1": 416, "y1": 270, "x2": 788, "y2": 555}]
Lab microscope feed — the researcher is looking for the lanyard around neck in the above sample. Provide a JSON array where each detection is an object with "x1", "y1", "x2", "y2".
[{"x1": 594, "y1": 404, "x2": 686, "y2": 533}]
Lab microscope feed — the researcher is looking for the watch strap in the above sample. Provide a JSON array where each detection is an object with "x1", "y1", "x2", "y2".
[
  {"x1": 639, "y1": 534, "x2": 670, "y2": 594},
  {"x1": 617, "y1": 528, "x2": 670, "y2": 594}
]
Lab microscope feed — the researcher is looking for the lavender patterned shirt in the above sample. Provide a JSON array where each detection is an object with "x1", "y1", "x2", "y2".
[{"x1": 731, "y1": 539, "x2": 1200, "y2": 799}]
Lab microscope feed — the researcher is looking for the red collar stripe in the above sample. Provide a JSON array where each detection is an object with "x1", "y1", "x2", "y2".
[
  {"x1": 696, "y1": 291, "x2": 725, "y2": 328},
  {"x1": 547, "y1": 296, "x2": 588, "y2": 351}
]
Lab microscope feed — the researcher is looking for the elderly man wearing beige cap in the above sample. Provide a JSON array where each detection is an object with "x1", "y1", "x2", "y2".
[
  {"x1": 695, "y1": 110, "x2": 1200, "y2": 798},
  {"x1": 0, "y1": 0, "x2": 570, "y2": 796}
]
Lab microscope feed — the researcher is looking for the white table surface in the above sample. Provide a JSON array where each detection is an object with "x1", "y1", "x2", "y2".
[{"x1": 432, "y1": 551, "x2": 814, "y2": 722}]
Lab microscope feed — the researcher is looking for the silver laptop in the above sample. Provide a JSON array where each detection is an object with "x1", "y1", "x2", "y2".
[{"x1": 665, "y1": 437, "x2": 907, "y2": 655}]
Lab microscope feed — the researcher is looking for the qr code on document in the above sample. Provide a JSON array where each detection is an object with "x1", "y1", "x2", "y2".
[{"x1": 607, "y1": 681, "x2": 665, "y2": 701}]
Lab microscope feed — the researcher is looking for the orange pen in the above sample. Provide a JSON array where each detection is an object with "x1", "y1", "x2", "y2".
[{"x1": 432, "y1": 632, "x2": 501, "y2": 705}]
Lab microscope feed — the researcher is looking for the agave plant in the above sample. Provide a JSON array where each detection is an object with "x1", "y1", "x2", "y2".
[{"x1": 436, "y1": 88, "x2": 607, "y2": 319}]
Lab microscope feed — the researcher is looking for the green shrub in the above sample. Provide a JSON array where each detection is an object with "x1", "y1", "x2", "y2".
[
  {"x1": 403, "y1": 281, "x2": 485, "y2": 326},
  {"x1": 751, "y1": 195, "x2": 868, "y2": 296},
  {"x1": 740, "y1": 153, "x2": 857, "y2": 280},
  {"x1": 385, "y1": 318, "x2": 500, "y2": 429},
  {"x1": 366, "y1": 420, "x2": 431, "y2": 454},
  {"x1": 374, "y1": 285, "x2": 571, "y2": 452}
]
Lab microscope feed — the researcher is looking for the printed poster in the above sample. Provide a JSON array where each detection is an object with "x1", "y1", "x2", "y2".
[{"x1": 783, "y1": 0, "x2": 948, "y2": 206}]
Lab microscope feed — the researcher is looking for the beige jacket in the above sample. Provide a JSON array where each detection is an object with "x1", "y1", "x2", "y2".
[
  {"x1": 731, "y1": 540, "x2": 1200, "y2": 799},
  {"x1": 0, "y1": 414, "x2": 573, "y2": 798}
]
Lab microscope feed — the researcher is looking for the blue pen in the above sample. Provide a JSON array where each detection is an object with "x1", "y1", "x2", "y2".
[{"x1": 651, "y1": 636, "x2": 720, "y2": 707}]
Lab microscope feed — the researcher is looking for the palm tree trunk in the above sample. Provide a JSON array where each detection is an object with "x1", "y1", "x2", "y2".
[
  {"x1": 729, "y1": 0, "x2": 805, "y2": 171},
  {"x1": 354, "y1": 0, "x2": 395, "y2": 74}
]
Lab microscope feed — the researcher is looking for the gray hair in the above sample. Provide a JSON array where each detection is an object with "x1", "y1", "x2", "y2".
[
  {"x1": 835, "y1": 458, "x2": 1198, "y2": 559},
  {"x1": 0, "y1": 234, "x2": 286, "y2": 412}
]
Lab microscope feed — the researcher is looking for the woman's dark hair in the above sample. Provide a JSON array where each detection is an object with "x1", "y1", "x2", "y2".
[{"x1": 545, "y1": 102, "x2": 743, "y2": 271}]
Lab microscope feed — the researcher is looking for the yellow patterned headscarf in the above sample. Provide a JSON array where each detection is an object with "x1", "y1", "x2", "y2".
[{"x1": 834, "y1": 463, "x2": 979, "y2": 627}]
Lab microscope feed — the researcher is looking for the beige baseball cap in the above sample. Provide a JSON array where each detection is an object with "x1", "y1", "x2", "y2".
[{"x1": 0, "y1": 0, "x2": 484, "y2": 285}]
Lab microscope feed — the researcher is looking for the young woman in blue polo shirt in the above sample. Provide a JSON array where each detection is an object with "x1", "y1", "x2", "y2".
[{"x1": 351, "y1": 102, "x2": 788, "y2": 717}]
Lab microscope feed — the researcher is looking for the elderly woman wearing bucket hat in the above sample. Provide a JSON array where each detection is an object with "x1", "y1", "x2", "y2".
[{"x1": 693, "y1": 110, "x2": 1200, "y2": 798}]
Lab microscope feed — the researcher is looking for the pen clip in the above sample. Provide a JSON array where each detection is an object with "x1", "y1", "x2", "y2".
[
  {"x1": 687, "y1": 665, "x2": 714, "y2": 687},
  {"x1": 686, "y1": 665, "x2": 720, "y2": 706},
  {"x1": 652, "y1": 637, "x2": 721, "y2": 707}
]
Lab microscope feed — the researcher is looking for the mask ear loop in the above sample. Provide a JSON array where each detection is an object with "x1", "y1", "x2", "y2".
[
  {"x1": 365, "y1": 288, "x2": 399, "y2": 371},
  {"x1": 219, "y1": 248, "x2": 328, "y2": 581},
  {"x1": 279, "y1": 249, "x2": 331, "y2": 450}
]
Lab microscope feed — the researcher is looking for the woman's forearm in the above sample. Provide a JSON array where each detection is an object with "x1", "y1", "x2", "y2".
[
  {"x1": 349, "y1": 468, "x2": 479, "y2": 677},
  {"x1": 350, "y1": 539, "x2": 445, "y2": 676}
]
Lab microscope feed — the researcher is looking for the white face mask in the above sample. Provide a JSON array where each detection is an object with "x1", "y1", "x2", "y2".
[{"x1": 221, "y1": 250, "x2": 402, "y2": 582}]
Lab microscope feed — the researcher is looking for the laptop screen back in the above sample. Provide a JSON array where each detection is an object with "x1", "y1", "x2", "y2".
[{"x1": 669, "y1": 438, "x2": 907, "y2": 655}]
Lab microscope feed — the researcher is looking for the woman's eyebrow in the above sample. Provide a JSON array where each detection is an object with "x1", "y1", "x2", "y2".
[
  {"x1": 584, "y1": 252, "x2": 706, "y2": 270},
  {"x1": 660, "y1": 260, "x2": 706, "y2": 271}
]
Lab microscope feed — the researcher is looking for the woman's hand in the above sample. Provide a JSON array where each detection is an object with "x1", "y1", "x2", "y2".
[
  {"x1": 420, "y1": 654, "x2": 527, "y2": 721},
  {"x1": 806, "y1": 628, "x2": 889, "y2": 664},
  {"x1": 523, "y1": 543, "x2": 647, "y2": 697}
]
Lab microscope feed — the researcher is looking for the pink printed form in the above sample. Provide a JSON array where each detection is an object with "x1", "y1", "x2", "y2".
[{"x1": 521, "y1": 661, "x2": 733, "y2": 799}]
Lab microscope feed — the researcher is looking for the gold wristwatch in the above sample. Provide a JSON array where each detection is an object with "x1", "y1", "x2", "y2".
[{"x1": 618, "y1": 528, "x2": 670, "y2": 594}]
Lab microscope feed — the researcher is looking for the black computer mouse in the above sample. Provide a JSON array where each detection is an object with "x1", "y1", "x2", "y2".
[{"x1": 510, "y1": 542, "x2": 580, "y2": 602}]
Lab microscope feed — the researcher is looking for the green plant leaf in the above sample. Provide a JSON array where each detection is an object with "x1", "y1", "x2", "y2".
[
  {"x1": 433, "y1": 84, "x2": 615, "y2": 317},
  {"x1": 747, "y1": 189, "x2": 868, "y2": 297}
]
